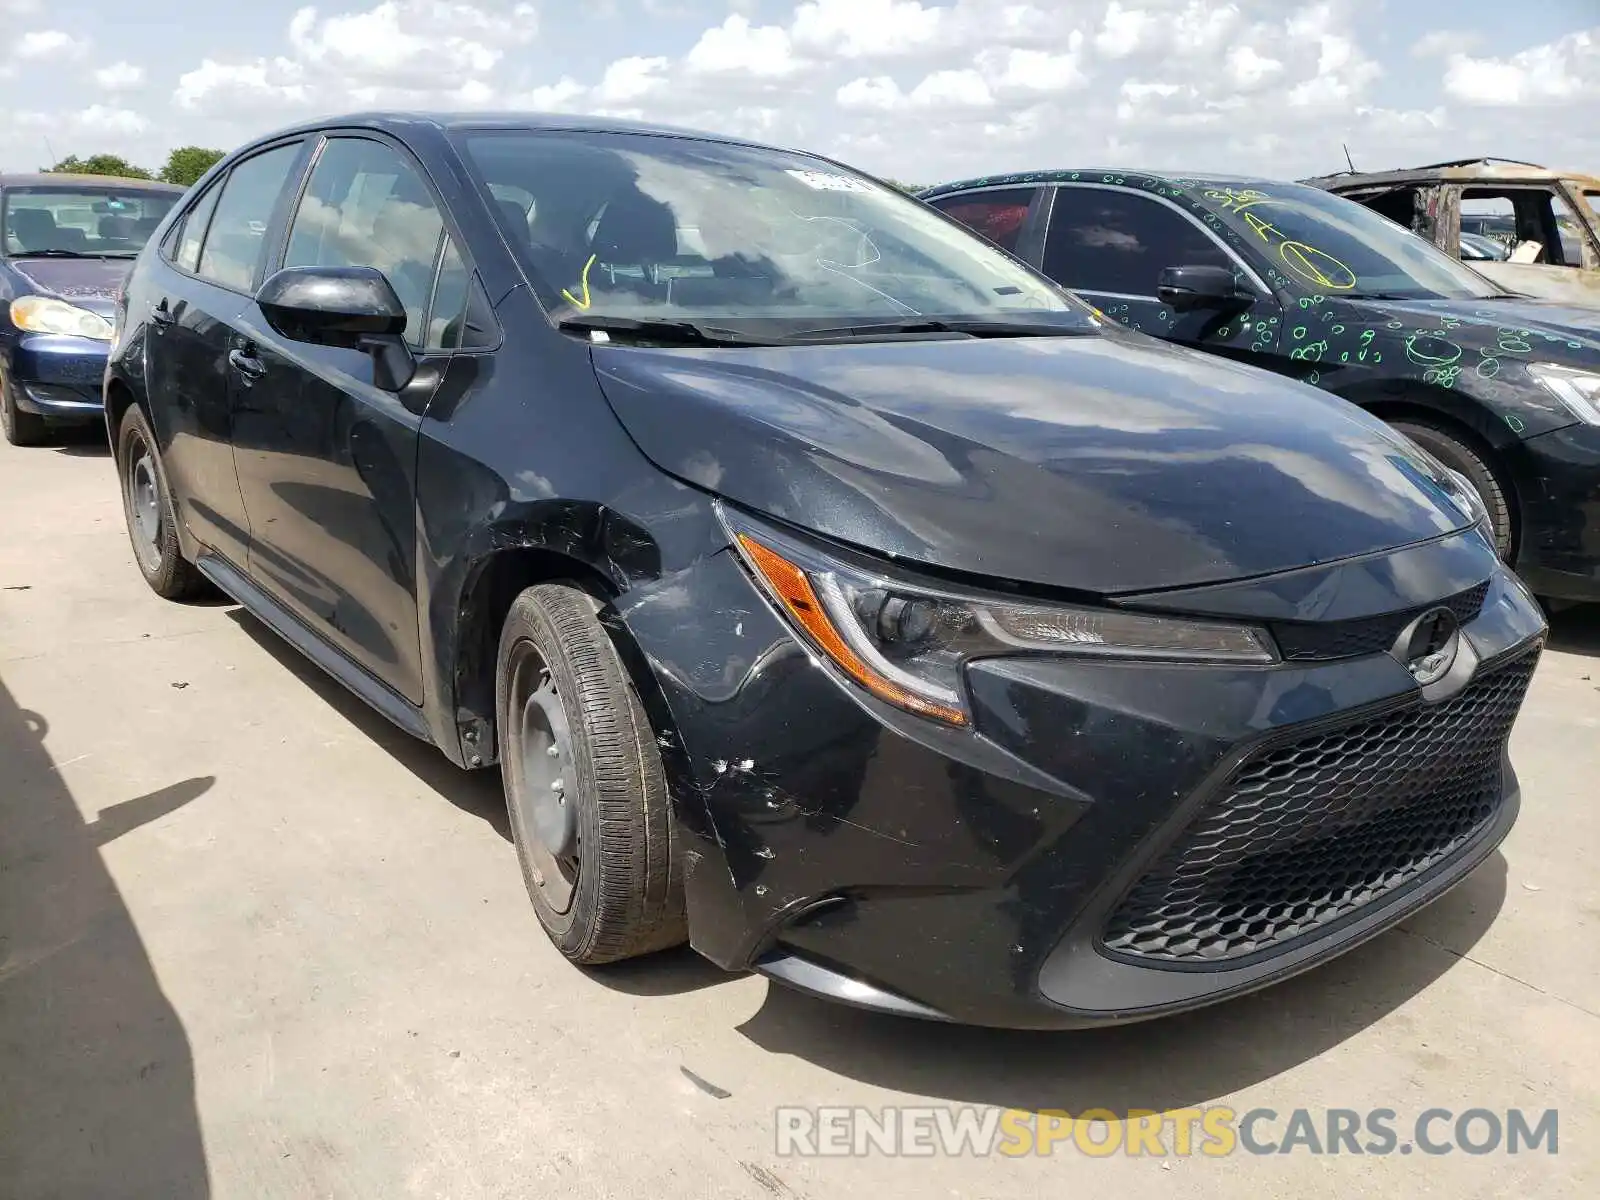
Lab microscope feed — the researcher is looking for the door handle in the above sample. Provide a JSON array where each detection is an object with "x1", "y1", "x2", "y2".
[
  {"x1": 150, "y1": 300, "x2": 175, "y2": 327},
  {"x1": 228, "y1": 348, "x2": 266, "y2": 381}
]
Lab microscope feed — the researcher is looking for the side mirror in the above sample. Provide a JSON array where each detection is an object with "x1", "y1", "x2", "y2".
[
  {"x1": 255, "y1": 265, "x2": 415, "y2": 390},
  {"x1": 1158, "y1": 265, "x2": 1252, "y2": 313}
]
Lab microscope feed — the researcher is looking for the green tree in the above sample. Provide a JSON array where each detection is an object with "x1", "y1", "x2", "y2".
[
  {"x1": 44, "y1": 153, "x2": 154, "y2": 180},
  {"x1": 159, "y1": 146, "x2": 225, "y2": 187}
]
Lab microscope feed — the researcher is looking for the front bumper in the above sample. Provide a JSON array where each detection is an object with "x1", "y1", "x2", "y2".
[
  {"x1": 7, "y1": 333, "x2": 109, "y2": 421},
  {"x1": 620, "y1": 528, "x2": 1545, "y2": 1029},
  {"x1": 1508, "y1": 421, "x2": 1600, "y2": 602}
]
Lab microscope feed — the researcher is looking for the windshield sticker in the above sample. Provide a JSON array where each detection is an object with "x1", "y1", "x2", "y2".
[
  {"x1": 786, "y1": 169, "x2": 874, "y2": 193},
  {"x1": 562, "y1": 253, "x2": 598, "y2": 311}
]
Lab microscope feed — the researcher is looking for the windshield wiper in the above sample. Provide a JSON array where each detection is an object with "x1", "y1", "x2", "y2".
[
  {"x1": 557, "y1": 315, "x2": 783, "y2": 347},
  {"x1": 11, "y1": 249, "x2": 137, "y2": 259},
  {"x1": 781, "y1": 318, "x2": 1094, "y2": 342},
  {"x1": 1340, "y1": 291, "x2": 1432, "y2": 301}
]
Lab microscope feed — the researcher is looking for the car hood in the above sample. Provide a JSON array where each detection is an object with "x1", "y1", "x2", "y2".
[
  {"x1": 591, "y1": 331, "x2": 1475, "y2": 595},
  {"x1": 1351, "y1": 295, "x2": 1600, "y2": 355},
  {"x1": 9, "y1": 257, "x2": 131, "y2": 317}
]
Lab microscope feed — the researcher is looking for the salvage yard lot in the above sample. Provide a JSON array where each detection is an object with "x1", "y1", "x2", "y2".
[{"x1": 2, "y1": 430, "x2": 1596, "y2": 1199}]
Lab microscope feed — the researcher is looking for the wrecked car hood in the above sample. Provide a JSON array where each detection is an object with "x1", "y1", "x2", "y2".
[
  {"x1": 10, "y1": 257, "x2": 130, "y2": 318},
  {"x1": 591, "y1": 332, "x2": 1473, "y2": 596}
]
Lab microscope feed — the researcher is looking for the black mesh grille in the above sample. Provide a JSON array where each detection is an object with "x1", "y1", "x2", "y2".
[
  {"x1": 1272, "y1": 581, "x2": 1490, "y2": 662},
  {"x1": 1101, "y1": 645, "x2": 1537, "y2": 965}
]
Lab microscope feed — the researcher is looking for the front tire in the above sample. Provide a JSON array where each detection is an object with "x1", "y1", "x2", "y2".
[
  {"x1": 1390, "y1": 418, "x2": 1514, "y2": 561},
  {"x1": 1, "y1": 379, "x2": 50, "y2": 446},
  {"x1": 496, "y1": 582, "x2": 686, "y2": 965},
  {"x1": 117, "y1": 406, "x2": 208, "y2": 600}
]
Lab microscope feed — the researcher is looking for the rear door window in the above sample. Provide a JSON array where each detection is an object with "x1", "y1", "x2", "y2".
[
  {"x1": 1043, "y1": 187, "x2": 1231, "y2": 296},
  {"x1": 928, "y1": 188, "x2": 1039, "y2": 254},
  {"x1": 172, "y1": 183, "x2": 222, "y2": 273},
  {"x1": 196, "y1": 143, "x2": 304, "y2": 292}
]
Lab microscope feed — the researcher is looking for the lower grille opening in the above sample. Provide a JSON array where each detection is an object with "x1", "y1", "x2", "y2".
[{"x1": 1101, "y1": 645, "x2": 1538, "y2": 965}]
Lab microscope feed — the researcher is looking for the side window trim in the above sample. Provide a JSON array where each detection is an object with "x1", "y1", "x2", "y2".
[
  {"x1": 167, "y1": 138, "x2": 311, "y2": 296},
  {"x1": 1049, "y1": 182, "x2": 1274, "y2": 299}
]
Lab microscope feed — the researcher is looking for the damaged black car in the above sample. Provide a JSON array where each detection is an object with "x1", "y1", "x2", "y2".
[{"x1": 108, "y1": 114, "x2": 1545, "y2": 1028}]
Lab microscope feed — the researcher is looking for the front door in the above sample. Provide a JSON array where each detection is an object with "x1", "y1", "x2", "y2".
[
  {"x1": 229, "y1": 135, "x2": 455, "y2": 706},
  {"x1": 1038, "y1": 184, "x2": 1285, "y2": 365}
]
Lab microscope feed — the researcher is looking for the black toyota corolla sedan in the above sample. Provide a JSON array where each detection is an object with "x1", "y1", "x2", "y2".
[
  {"x1": 1, "y1": 173, "x2": 185, "y2": 445},
  {"x1": 921, "y1": 171, "x2": 1600, "y2": 606},
  {"x1": 107, "y1": 113, "x2": 1545, "y2": 1029}
]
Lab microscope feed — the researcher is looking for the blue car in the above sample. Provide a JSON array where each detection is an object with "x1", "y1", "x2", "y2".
[{"x1": 1, "y1": 173, "x2": 186, "y2": 445}]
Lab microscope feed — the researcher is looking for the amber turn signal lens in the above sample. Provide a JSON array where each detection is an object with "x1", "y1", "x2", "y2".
[{"x1": 735, "y1": 534, "x2": 969, "y2": 726}]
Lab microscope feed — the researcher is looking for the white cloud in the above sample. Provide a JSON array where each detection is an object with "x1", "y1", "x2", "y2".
[
  {"x1": 792, "y1": 0, "x2": 943, "y2": 58},
  {"x1": 686, "y1": 15, "x2": 798, "y2": 77},
  {"x1": 17, "y1": 104, "x2": 147, "y2": 137},
  {"x1": 595, "y1": 55, "x2": 669, "y2": 104},
  {"x1": 837, "y1": 75, "x2": 904, "y2": 111},
  {"x1": 1442, "y1": 30, "x2": 1598, "y2": 106},
  {"x1": 1095, "y1": 0, "x2": 1155, "y2": 58},
  {"x1": 174, "y1": 58, "x2": 311, "y2": 111},
  {"x1": 93, "y1": 62, "x2": 145, "y2": 90},
  {"x1": 16, "y1": 30, "x2": 85, "y2": 60},
  {"x1": 986, "y1": 42, "x2": 1086, "y2": 93},
  {"x1": 1412, "y1": 30, "x2": 1481, "y2": 59},
  {"x1": 909, "y1": 68, "x2": 993, "y2": 108}
]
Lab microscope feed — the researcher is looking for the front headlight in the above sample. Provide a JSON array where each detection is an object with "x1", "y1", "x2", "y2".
[
  {"x1": 10, "y1": 296, "x2": 114, "y2": 341},
  {"x1": 1529, "y1": 362, "x2": 1600, "y2": 426},
  {"x1": 723, "y1": 508, "x2": 1277, "y2": 727}
]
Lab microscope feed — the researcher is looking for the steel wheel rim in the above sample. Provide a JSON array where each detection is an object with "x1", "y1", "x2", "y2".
[
  {"x1": 507, "y1": 642, "x2": 580, "y2": 914},
  {"x1": 128, "y1": 445, "x2": 163, "y2": 571}
]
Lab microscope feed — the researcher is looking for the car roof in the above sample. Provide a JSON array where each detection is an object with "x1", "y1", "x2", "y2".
[
  {"x1": 0, "y1": 173, "x2": 186, "y2": 191},
  {"x1": 237, "y1": 110, "x2": 776, "y2": 153},
  {"x1": 917, "y1": 169, "x2": 1314, "y2": 199},
  {"x1": 1303, "y1": 157, "x2": 1600, "y2": 191}
]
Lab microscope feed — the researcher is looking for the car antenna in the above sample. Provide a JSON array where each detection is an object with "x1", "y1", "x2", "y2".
[{"x1": 1342, "y1": 143, "x2": 1357, "y2": 173}]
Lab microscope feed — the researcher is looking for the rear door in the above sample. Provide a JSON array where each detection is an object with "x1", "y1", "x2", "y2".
[
  {"x1": 229, "y1": 133, "x2": 489, "y2": 705},
  {"x1": 140, "y1": 141, "x2": 309, "y2": 567},
  {"x1": 1039, "y1": 184, "x2": 1283, "y2": 365}
]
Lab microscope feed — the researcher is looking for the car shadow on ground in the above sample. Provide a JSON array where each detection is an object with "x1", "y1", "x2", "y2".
[
  {"x1": 224, "y1": 608, "x2": 511, "y2": 840},
  {"x1": 734, "y1": 854, "x2": 1507, "y2": 1113},
  {"x1": 46, "y1": 425, "x2": 111, "y2": 457},
  {"x1": 0, "y1": 672, "x2": 213, "y2": 1197},
  {"x1": 1546, "y1": 603, "x2": 1600, "y2": 655}
]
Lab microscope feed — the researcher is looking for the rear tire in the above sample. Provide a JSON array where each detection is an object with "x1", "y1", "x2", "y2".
[
  {"x1": 496, "y1": 582, "x2": 686, "y2": 965},
  {"x1": 1390, "y1": 418, "x2": 1514, "y2": 561},
  {"x1": 117, "y1": 406, "x2": 209, "y2": 601},
  {"x1": 1, "y1": 381, "x2": 50, "y2": 447}
]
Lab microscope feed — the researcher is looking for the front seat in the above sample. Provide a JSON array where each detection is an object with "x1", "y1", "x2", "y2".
[
  {"x1": 8, "y1": 209, "x2": 60, "y2": 253},
  {"x1": 588, "y1": 191, "x2": 680, "y2": 300}
]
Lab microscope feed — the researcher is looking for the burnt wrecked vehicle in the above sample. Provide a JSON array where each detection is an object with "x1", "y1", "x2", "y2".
[
  {"x1": 107, "y1": 112, "x2": 1545, "y2": 1028},
  {"x1": 923, "y1": 170, "x2": 1600, "y2": 606}
]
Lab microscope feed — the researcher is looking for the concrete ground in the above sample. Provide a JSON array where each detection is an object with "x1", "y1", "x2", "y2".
[{"x1": 1, "y1": 428, "x2": 1596, "y2": 1200}]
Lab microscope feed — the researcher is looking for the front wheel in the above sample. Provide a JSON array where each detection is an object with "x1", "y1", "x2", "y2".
[
  {"x1": 0, "y1": 379, "x2": 50, "y2": 446},
  {"x1": 495, "y1": 582, "x2": 686, "y2": 965},
  {"x1": 1390, "y1": 418, "x2": 1515, "y2": 561}
]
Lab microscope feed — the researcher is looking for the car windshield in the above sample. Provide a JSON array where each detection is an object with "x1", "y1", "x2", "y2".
[
  {"x1": 2, "y1": 186, "x2": 180, "y2": 258},
  {"x1": 1194, "y1": 182, "x2": 1505, "y2": 300},
  {"x1": 458, "y1": 130, "x2": 1094, "y2": 338}
]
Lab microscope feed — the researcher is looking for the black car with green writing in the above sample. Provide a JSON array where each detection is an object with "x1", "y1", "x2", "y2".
[{"x1": 920, "y1": 171, "x2": 1600, "y2": 606}]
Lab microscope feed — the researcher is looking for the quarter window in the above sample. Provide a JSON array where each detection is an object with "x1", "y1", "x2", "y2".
[
  {"x1": 196, "y1": 143, "x2": 303, "y2": 292},
  {"x1": 1044, "y1": 188, "x2": 1231, "y2": 296},
  {"x1": 173, "y1": 183, "x2": 222, "y2": 273},
  {"x1": 424, "y1": 236, "x2": 496, "y2": 351},
  {"x1": 931, "y1": 189, "x2": 1038, "y2": 253},
  {"x1": 285, "y1": 138, "x2": 446, "y2": 346}
]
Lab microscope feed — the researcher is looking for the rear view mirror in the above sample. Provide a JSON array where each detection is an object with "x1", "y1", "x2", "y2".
[
  {"x1": 255, "y1": 265, "x2": 415, "y2": 391},
  {"x1": 1158, "y1": 265, "x2": 1252, "y2": 313}
]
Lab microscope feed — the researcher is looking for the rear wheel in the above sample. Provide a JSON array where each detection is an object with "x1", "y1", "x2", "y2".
[
  {"x1": 1390, "y1": 418, "x2": 1514, "y2": 561},
  {"x1": 1, "y1": 380, "x2": 50, "y2": 447},
  {"x1": 117, "y1": 406, "x2": 209, "y2": 600},
  {"x1": 495, "y1": 582, "x2": 686, "y2": 964}
]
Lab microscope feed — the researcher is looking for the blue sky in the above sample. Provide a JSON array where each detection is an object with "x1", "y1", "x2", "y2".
[{"x1": 1, "y1": 0, "x2": 1596, "y2": 184}]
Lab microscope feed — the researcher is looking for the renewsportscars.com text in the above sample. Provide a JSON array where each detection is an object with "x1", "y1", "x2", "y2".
[{"x1": 774, "y1": 1106, "x2": 1559, "y2": 1158}]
